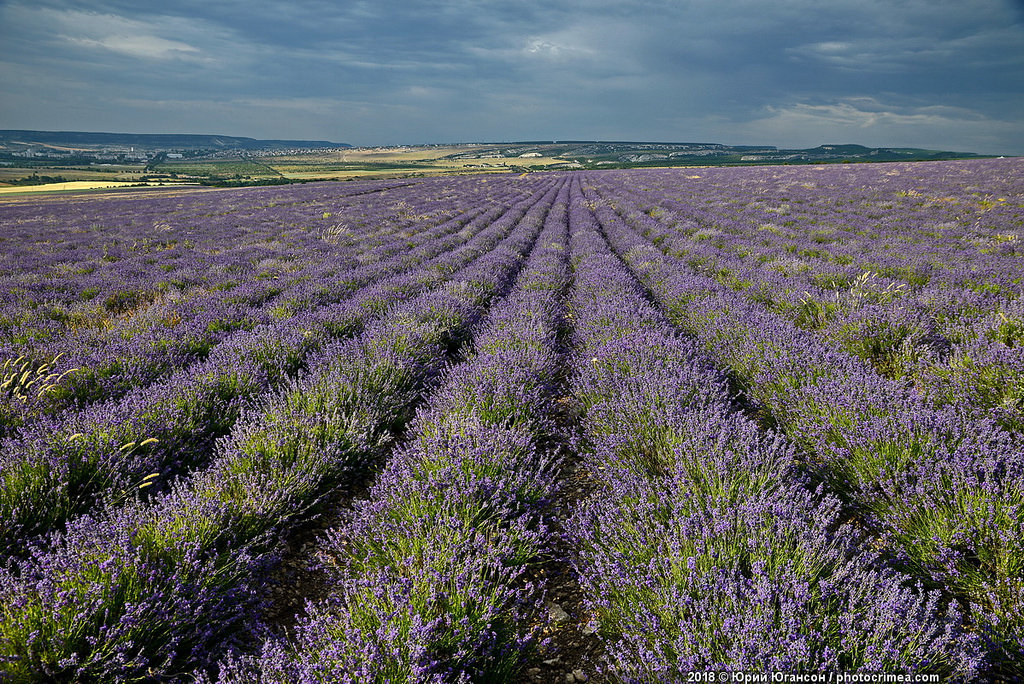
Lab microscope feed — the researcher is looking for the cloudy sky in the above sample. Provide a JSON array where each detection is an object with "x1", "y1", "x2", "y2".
[{"x1": 1, "y1": 0, "x2": 1023, "y2": 153}]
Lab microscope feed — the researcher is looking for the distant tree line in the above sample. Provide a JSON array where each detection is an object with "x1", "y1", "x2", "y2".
[{"x1": 7, "y1": 173, "x2": 68, "y2": 186}]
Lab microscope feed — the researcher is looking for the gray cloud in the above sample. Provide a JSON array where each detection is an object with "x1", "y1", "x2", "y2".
[{"x1": 1, "y1": 0, "x2": 1021, "y2": 153}]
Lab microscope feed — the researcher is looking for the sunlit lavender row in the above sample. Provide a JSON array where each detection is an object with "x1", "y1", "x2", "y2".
[{"x1": 0, "y1": 158, "x2": 1021, "y2": 682}]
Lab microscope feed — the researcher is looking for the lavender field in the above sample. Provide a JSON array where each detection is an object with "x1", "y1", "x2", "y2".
[{"x1": 0, "y1": 158, "x2": 1022, "y2": 682}]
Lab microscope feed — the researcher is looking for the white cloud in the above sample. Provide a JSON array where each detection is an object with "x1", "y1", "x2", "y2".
[
  {"x1": 524, "y1": 38, "x2": 593, "y2": 60},
  {"x1": 68, "y1": 35, "x2": 203, "y2": 61},
  {"x1": 51, "y1": 9, "x2": 203, "y2": 60},
  {"x1": 735, "y1": 98, "x2": 1018, "y2": 154},
  {"x1": 0, "y1": 4, "x2": 235, "y2": 63},
  {"x1": 789, "y1": 24, "x2": 1024, "y2": 72},
  {"x1": 764, "y1": 99, "x2": 985, "y2": 128}
]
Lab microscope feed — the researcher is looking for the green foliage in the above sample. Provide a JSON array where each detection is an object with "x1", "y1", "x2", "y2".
[
  {"x1": 986, "y1": 313, "x2": 1024, "y2": 348},
  {"x1": 830, "y1": 319, "x2": 922, "y2": 379},
  {"x1": 102, "y1": 288, "x2": 158, "y2": 315},
  {"x1": 782, "y1": 294, "x2": 838, "y2": 331}
]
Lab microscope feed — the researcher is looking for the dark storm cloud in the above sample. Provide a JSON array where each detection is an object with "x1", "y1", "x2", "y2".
[{"x1": 1, "y1": 0, "x2": 1022, "y2": 153}]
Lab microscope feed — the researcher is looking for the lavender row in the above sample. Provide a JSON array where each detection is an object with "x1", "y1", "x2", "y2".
[
  {"x1": 585, "y1": 179, "x2": 1024, "y2": 672},
  {"x1": 0, "y1": 197, "x2": 498, "y2": 437},
  {"x1": 210, "y1": 182, "x2": 571, "y2": 683},
  {"x1": 0, "y1": 178, "x2": 563, "y2": 682},
  {"x1": 596, "y1": 183, "x2": 1024, "y2": 436},
  {"x1": 587, "y1": 174, "x2": 1023, "y2": 461},
  {"x1": 605, "y1": 171, "x2": 1021, "y2": 343},
  {"x1": 0, "y1": 182, "x2": 556, "y2": 561},
  {"x1": 587, "y1": 168, "x2": 1024, "y2": 432},
  {"x1": 0, "y1": 177, "x2": 431, "y2": 297},
  {"x1": 588, "y1": 160, "x2": 1024, "y2": 294},
  {"x1": 0, "y1": 174, "x2": 499, "y2": 370},
  {"x1": 562, "y1": 179, "x2": 979, "y2": 677},
  {"x1": 0, "y1": 175, "x2": 536, "y2": 422}
]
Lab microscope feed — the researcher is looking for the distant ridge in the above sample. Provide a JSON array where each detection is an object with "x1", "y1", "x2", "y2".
[
  {"x1": 441, "y1": 140, "x2": 990, "y2": 167},
  {"x1": 0, "y1": 130, "x2": 351, "y2": 150}
]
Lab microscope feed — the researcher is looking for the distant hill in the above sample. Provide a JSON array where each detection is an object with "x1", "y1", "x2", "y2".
[
  {"x1": 431, "y1": 141, "x2": 992, "y2": 170},
  {"x1": 0, "y1": 130, "x2": 351, "y2": 151},
  {"x1": 484, "y1": 141, "x2": 991, "y2": 167}
]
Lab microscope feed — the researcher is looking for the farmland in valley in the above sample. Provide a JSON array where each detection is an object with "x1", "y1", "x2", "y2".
[{"x1": 1, "y1": 158, "x2": 1022, "y2": 682}]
